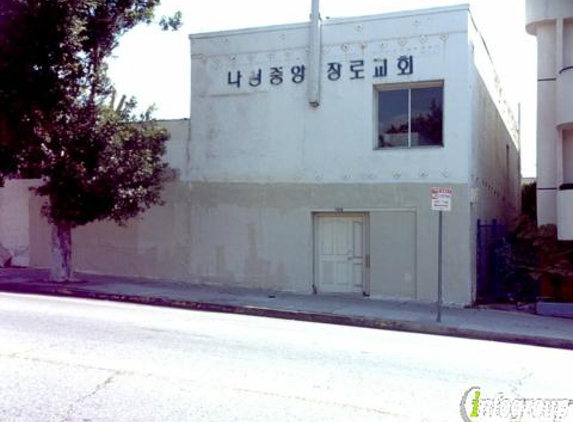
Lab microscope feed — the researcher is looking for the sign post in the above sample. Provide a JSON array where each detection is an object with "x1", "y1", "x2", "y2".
[{"x1": 431, "y1": 187, "x2": 452, "y2": 323}]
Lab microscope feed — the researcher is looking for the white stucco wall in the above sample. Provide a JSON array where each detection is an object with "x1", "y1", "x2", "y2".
[
  {"x1": 181, "y1": 5, "x2": 477, "y2": 304},
  {"x1": 2, "y1": 5, "x2": 522, "y2": 306},
  {"x1": 159, "y1": 118, "x2": 191, "y2": 178},
  {"x1": 468, "y1": 15, "x2": 521, "y2": 224},
  {"x1": 526, "y1": 0, "x2": 573, "y2": 237},
  {"x1": 189, "y1": 6, "x2": 472, "y2": 186},
  {"x1": 466, "y1": 15, "x2": 521, "y2": 301},
  {"x1": 0, "y1": 180, "x2": 40, "y2": 266}
]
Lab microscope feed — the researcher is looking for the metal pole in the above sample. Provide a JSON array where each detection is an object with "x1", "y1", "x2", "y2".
[
  {"x1": 437, "y1": 210, "x2": 443, "y2": 322},
  {"x1": 308, "y1": 0, "x2": 321, "y2": 107}
]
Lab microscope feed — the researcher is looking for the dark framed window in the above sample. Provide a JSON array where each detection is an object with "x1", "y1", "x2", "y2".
[{"x1": 377, "y1": 83, "x2": 443, "y2": 149}]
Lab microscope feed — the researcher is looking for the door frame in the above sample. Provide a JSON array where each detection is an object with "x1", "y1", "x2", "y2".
[{"x1": 312, "y1": 212, "x2": 370, "y2": 295}]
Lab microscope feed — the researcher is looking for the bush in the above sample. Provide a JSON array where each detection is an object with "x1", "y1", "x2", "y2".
[{"x1": 500, "y1": 215, "x2": 573, "y2": 302}]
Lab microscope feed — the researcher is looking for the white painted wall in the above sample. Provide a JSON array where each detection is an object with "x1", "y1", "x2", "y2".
[
  {"x1": 0, "y1": 180, "x2": 39, "y2": 266},
  {"x1": 1, "y1": 5, "x2": 519, "y2": 306},
  {"x1": 159, "y1": 119, "x2": 190, "y2": 178},
  {"x1": 189, "y1": 6, "x2": 471, "y2": 186},
  {"x1": 183, "y1": 5, "x2": 519, "y2": 304},
  {"x1": 469, "y1": 15, "x2": 521, "y2": 224},
  {"x1": 467, "y1": 14, "x2": 521, "y2": 301},
  {"x1": 526, "y1": 0, "x2": 573, "y2": 238}
]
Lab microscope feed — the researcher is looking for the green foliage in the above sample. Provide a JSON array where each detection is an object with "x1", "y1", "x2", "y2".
[
  {"x1": 33, "y1": 103, "x2": 169, "y2": 226},
  {"x1": 0, "y1": 0, "x2": 178, "y2": 227},
  {"x1": 491, "y1": 183, "x2": 573, "y2": 302},
  {"x1": 411, "y1": 100, "x2": 442, "y2": 145},
  {"x1": 382, "y1": 101, "x2": 442, "y2": 146},
  {"x1": 501, "y1": 215, "x2": 573, "y2": 301},
  {"x1": 521, "y1": 182, "x2": 536, "y2": 221},
  {"x1": 159, "y1": 10, "x2": 182, "y2": 31}
]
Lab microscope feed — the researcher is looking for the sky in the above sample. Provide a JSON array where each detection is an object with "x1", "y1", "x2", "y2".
[{"x1": 107, "y1": 0, "x2": 538, "y2": 177}]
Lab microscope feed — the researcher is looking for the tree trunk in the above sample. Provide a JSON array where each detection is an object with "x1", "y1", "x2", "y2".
[{"x1": 51, "y1": 222, "x2": 72, "y2": 282}]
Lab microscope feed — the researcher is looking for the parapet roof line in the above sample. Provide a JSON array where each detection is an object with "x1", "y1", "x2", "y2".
[{"x1": 188, "y1": 3, "x2": 470, "y2": 40}]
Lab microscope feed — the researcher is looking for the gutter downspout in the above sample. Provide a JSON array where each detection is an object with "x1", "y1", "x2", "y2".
[{"x1": 308, "y1": 0, "x2": 322, "y2": 107}]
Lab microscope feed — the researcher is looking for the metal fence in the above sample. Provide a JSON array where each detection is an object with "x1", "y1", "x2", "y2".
[{"x1": 476, "y1": 219, "x2": 508, "y2": 303}]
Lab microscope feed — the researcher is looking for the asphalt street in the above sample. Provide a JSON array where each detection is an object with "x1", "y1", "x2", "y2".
[{"x1": 0, "y1": 293, "x2": 571, "y2": 422}]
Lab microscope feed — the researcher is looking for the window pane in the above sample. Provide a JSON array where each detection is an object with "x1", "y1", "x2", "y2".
[
  {"x1": 378, "y1": 89, "x2": 408, "y2": 148},
  {"x1": 410, "y1": 86, "x2": 443, "y2": 146}
]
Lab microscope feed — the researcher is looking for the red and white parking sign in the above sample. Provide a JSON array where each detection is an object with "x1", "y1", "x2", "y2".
[{"x1": 431, "y1": 187, "x2": 453, "y2": 211}]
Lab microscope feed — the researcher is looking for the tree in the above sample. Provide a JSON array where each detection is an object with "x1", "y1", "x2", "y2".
[
  {"x1": 411, "y1": 100, "x2": 442, "y2": 146},
  {"x1": 521, "y1": 181, "x2": 536, "y2": 221},
  {"x1": 0, "y1": 0, "x2": 181, "y2": 281}
]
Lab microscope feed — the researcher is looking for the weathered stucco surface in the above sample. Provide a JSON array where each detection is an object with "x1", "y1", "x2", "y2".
[
  {"x1": 0, "y1": 6, "x2": 521, "y2": 306},
  {"x1": 189, "y1": 6, "x2": 472, "y2": 186},
  {"x1": 0, "y1": 180, "x2": 40, "y2": 266},
  {"x1": 27, "y1": 181, "x2": 471, "y2": 304}
]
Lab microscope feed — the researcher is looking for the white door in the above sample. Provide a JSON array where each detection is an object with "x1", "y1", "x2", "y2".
[{"x1": 316, "y1": 215, "x2": 364, "y2": 293}]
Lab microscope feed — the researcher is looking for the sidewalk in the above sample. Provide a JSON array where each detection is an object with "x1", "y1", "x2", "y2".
[{"x1": 0, "y1": 267, "x2": 572, "y2": 350}]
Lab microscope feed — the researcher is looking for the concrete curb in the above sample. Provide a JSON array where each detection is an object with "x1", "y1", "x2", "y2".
[{"x1": 1, "y1": 282, "x2": 572, "y2": 351}]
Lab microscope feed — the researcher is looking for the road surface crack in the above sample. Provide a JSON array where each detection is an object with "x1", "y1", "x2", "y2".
[
  {"x1": 3, "y1": 341, "x2": 63, "y2": 360},
  {"x1": 60, "y1": 372, "x2": 121, "y2": 422}
]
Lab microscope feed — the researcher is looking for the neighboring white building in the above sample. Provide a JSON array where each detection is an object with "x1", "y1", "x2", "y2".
[
  {"x1": 525, "y1": 0, "x2": 573, "y2": 240},
  {"x1": 0, "y1": 4, "x2": 520, "y2": 305}
]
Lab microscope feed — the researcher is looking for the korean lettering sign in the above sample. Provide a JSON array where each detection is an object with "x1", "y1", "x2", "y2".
[{"x1": 226, "y1": 55, "x2": 414, "y2": 89}]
